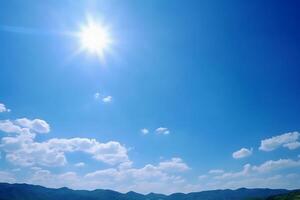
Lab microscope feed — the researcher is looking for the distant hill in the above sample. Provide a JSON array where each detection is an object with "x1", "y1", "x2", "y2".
[{"x1": 0, "y1": 183, "x2": 291, "y2": 200}]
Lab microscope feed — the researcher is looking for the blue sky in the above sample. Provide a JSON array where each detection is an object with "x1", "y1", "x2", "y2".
[{"x1": 0, "y1": 0, "x2": 300, "y2": 194}]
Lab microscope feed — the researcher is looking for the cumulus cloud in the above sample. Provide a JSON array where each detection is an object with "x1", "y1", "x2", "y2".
[
  {"x1": 82, "y1": 157, "x2": 189, "y2": 193},
  {"x1": 283, "y1": 141, "x2": 300, "y2": 150},
  {"x1": 0, "y1": 120, "x2": 25, "y2": 134},
  {"x1": 15, "y1": 118, "x2": 50, "y2": 133},
  {"x1": 0, "y1": 117, "x2": 129, "y2": 167},
  {"x1": 102, "y1": 96, "x2": 112, "y2": 103},
  {"x1": 259, "y1": 132, "x2": 300, "y2": 151},
  {"x1": 156, "y1": 127, "x2": 170, "y2": 135},
  {"x1": 0, "y1": 103, "x2": 10, "y2": 113},
  {"x1": 232, "y1": 148, "x2": 253, "y2": 159},
  {"x1": 1, "y1": 135, "x2": 130, "y2": 167},
  {"x1": 158, "y1": 157, "x2": 190, "y2": 172},
  {"x1": 141, "y1": 128, "x2": 149, "y2": 135},
  {"x1": 0, "y1": 118, "x2": 50, "y2": 134}
]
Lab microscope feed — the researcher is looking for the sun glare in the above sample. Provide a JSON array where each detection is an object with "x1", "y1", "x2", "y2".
[{"x1": 79, "y1": 20, "x2": 112, "y2": 57}]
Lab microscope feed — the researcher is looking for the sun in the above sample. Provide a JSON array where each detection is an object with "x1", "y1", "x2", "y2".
[{"x1": 79, "y1": 19, "x2": 112, "y2": 57}]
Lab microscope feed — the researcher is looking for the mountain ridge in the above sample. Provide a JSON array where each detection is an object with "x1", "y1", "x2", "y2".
[{"x1": 0, "y1": 182, "x2": 293, "y2": 200}]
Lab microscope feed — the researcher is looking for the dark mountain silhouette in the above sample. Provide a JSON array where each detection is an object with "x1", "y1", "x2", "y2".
[{"x1": 0, "y1": 183, "x2": 291, "y2": 200}]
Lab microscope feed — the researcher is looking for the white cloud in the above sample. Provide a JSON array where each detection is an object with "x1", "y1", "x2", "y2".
[
  {"x1": 212, "y1": 158, "x2": 300, "y2": 181},
  {"x1": 15, "y1": 118, "x2": 50, "y2": 134},
  {"x1": 156, "y1": 127, "x2": 170, "y2": 135},
  {"x1": 208, "y1": 169, "x2": 224, "y2": 174},
  {"x1": 141, "y1": 128, "x2": 149, "y2": 135},
  {"x1": 0, "y1": 103, "x2": 10, "y2": 113},
  {"x1": 0, "y1": 120, "x2": 25, "y2": 134},
  {"x1": 74, "y1": 162, "x2": 85, "y2": 167},
  {"x1": 259, "y1": 132, "x2": 300, "y2": 151},
  {"x1": 83, "y1": 157, "x2": 189, "y2": 193},
  {"x1": 0, "y1": 118, "x2": 130, "y2": 167},
  {"x1": 158, "y1": 157, "x2": 190, "y2": 172},
  {"x1": 232, "y1": 148, "x2": 253, "y2": 159},
  {"x1": 252, "y1": 159, "x2": 300, "y2": 173},
  {"x1": 194, "y1": 157, "x2": 300, "y2": 192},
  {"x1": 1, "y1": 135, "x2": 130, "y2": 167},
  {"x1": 214, "y1": 164, "x2": 252, "y2": 180},
  {"x1": 283, "y1": 141, "x2": 300, "y2": 150},
  {"x1": 94, "y1": 93, "x2": 112, "y2": 103},
  {"x1": 26, "y1": 157, "x2": 189, "y2": 194},
  {"x1": 102, "y1": 96, "x2": 112, "y2": 103}
]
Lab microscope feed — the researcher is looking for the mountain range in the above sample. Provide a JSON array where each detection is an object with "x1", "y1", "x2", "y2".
[{"x1": 0, "y1": 183, "x2": 297, "y2": 200}]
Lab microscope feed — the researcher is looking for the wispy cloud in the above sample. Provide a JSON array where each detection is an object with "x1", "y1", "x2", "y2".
[{"x1": 156, "y1": 127, "x2": 170, "y2": 135}]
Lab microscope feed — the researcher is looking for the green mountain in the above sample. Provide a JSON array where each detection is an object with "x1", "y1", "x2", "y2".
[
  {"x1": 266, "y1": 190, "x2": 300, "y2": 200},
  {"x1": 0, "y1": 183, "x2": 291, "y2": 200}
]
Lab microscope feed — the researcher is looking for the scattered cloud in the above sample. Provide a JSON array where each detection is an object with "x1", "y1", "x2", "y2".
[
  {"x1": 232, "y1": 148, "x2": 253, "y2": 159},
  {"x1": 156, "y1": 127, "x2": 170, "y2": 135},
  {"x1": 259, "y1": 132, "x2": 300, "y2": 151},
  {"x1": 192, "y1": 157, "x2": 300, "y2": 191},
  {"x1": 102, "y1": 96, "x2": 112, "y2": 103},
  {"x1": 141, "y1": 128, "x2": 149, "y2": 135},
  {"x1": 26, "y1": 157, "x2": 189, "y2": 194},
  {"x1": 0, "y1": 103, "x2": 10, "y2": 113},
  {"x1": 205, "y1": 158, "x2": 300, "y2": 182}
]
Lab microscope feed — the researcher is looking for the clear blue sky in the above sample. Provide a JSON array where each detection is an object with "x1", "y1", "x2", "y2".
[{"x1": 0, "y1": 0, "x2": 300, "y2": 194}]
